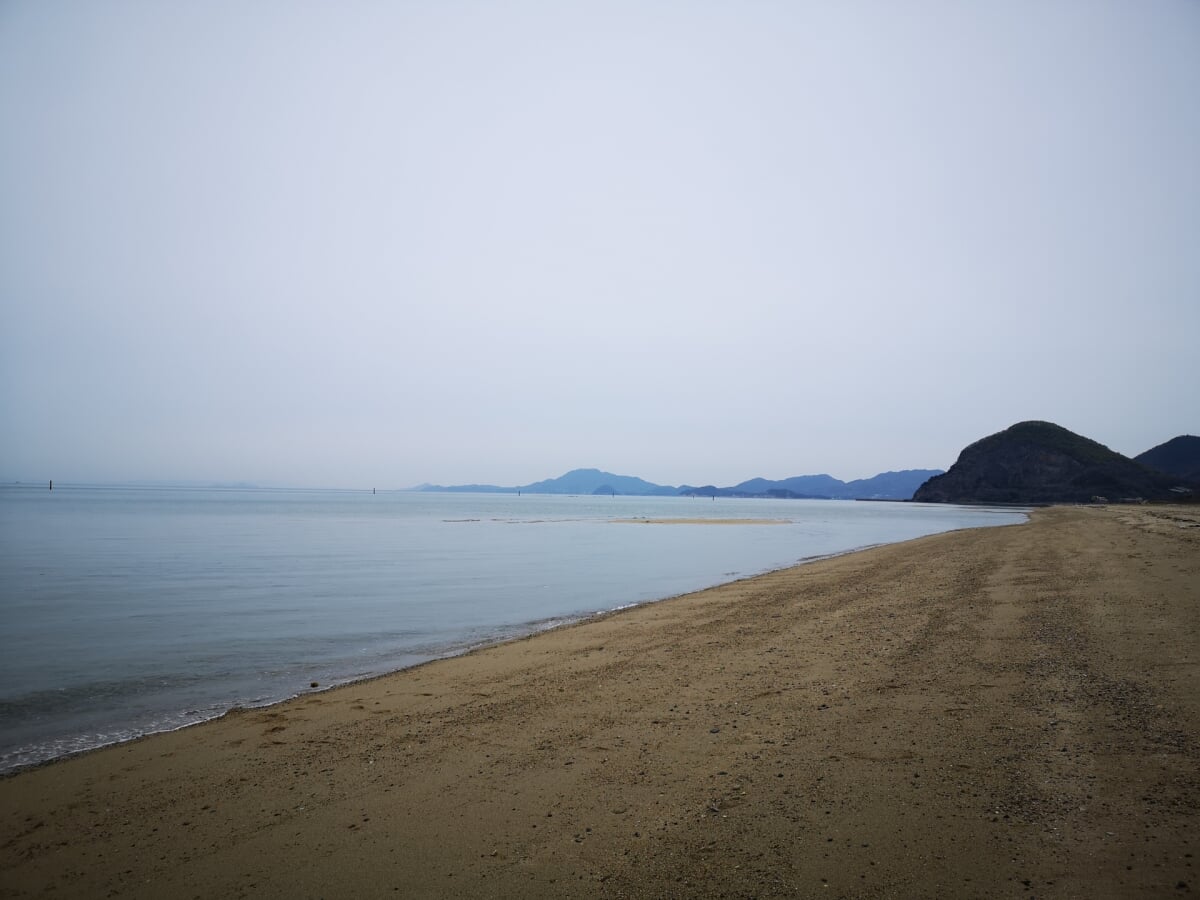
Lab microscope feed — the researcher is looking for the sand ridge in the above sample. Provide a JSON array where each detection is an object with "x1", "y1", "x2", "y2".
[
  {"x1": 1, "y1": 505, "x2": 1197, "y2": 898},
  {"x1": 612, "y1": 517, "x2": 791, "y2": 525}
]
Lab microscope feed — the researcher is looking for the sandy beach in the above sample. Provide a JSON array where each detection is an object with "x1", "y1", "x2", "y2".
[{"x1": 2, "y1": 505, "x2": 1197, "y2": 899}]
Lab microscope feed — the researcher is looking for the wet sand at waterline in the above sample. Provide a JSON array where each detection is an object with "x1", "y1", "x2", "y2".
[{"x1": 2, "y1": 505, "x2": 1197, "y2": 899}]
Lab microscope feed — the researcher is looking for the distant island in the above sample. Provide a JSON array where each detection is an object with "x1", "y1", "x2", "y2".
[
  {"x1": 411, "y1": 467, "x2": 944, "y2": 501},
  {"x1": 409, "y1": 424, "x2": 1200, "y2": 506},
  {"x1": 913, "y1": 421, "x2": 1199, "y2": 505}
]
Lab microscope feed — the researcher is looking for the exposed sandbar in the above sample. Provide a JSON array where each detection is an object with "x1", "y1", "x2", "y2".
[
  {"x1": 612, "y1": 517, "x2": 790, "y2": 525},
  {"x1": 2, "y1": 505, "x2": 1198, "y2": 898}
]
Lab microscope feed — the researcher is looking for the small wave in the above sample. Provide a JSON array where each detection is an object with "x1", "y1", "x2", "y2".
[{"x1": 0, "y1": 707, "x2": 224, "y2": 774}]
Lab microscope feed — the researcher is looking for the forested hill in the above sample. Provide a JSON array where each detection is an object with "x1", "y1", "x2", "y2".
[
  {"x1": 913, "y1": 422, "x2": 1195, "y2": 504},
  {"x1": 1135, "y1": 436, "x2": 1200, "y2": 483}
]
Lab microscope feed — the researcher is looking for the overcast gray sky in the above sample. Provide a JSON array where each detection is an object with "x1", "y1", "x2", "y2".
[{"x1": 2, "y1": 2, "x2": 1197, "y2": 489}]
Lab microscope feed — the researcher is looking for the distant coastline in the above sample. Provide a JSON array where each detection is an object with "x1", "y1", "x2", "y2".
[{"x1": 410, "y1": 466, "x2": 943, "y2": 502}]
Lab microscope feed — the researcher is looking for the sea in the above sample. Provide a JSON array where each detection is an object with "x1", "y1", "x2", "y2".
[{"x1": 0, "y1": 485, "x2": 1025, "y2": 772}]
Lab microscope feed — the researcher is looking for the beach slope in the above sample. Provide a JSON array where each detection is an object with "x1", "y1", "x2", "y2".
[{"x1": 2, "y1": 505, "x2": 1198, "y2": 898}]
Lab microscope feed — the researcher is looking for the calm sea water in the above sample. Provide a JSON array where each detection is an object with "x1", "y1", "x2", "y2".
[{"x1": 0, "y1": 485, "x2": 1024, "y2": 771}]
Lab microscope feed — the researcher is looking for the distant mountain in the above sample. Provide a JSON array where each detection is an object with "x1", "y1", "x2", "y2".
[
  {"x1": 680, "y1": 470, "x2": 941, "y2": 500},
  {"x1": 518, "y1": 468, "x2": 678, "y2": 496},
  {"x1": 414, "y1": 466, "x2": 939, "y2": 500},
  {"x1": 845, "y1": 470, "x2": 948, "y2": 500},
  {"x1": 913, "y1": 421, "x2": 1192, "y2": 504},
  {"x1": 1135, "y1": 436, "x2": 1200, "y2": 483},
  {"x1": 414, "y1": 469, "x2": 677, "y2": 496},
  {"x1": 729, "y1": 474, "x2": 845, "y2": 497}
]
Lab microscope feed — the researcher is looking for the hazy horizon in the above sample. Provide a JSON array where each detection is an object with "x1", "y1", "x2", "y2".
[
  {"x1": 0, "y1": 428, "x2": 1188, "y2": 493},
  {"x1": 3, "y1": 2, "x2": 1197, "y2": 489}
]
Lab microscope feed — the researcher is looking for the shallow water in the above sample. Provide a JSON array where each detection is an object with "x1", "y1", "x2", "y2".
[{"x1": 0, "y1": 485, "x2": 1024, "y2": 770}]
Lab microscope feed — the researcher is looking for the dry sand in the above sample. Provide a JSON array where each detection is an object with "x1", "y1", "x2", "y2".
[{"x1": 2, "y1": 505, "x2": 1198, "y2": 899}]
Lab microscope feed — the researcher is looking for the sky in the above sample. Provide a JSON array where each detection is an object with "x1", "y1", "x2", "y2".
[{"x1": 2, "y1": 1, "x2": 1198, "y2": 489}]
